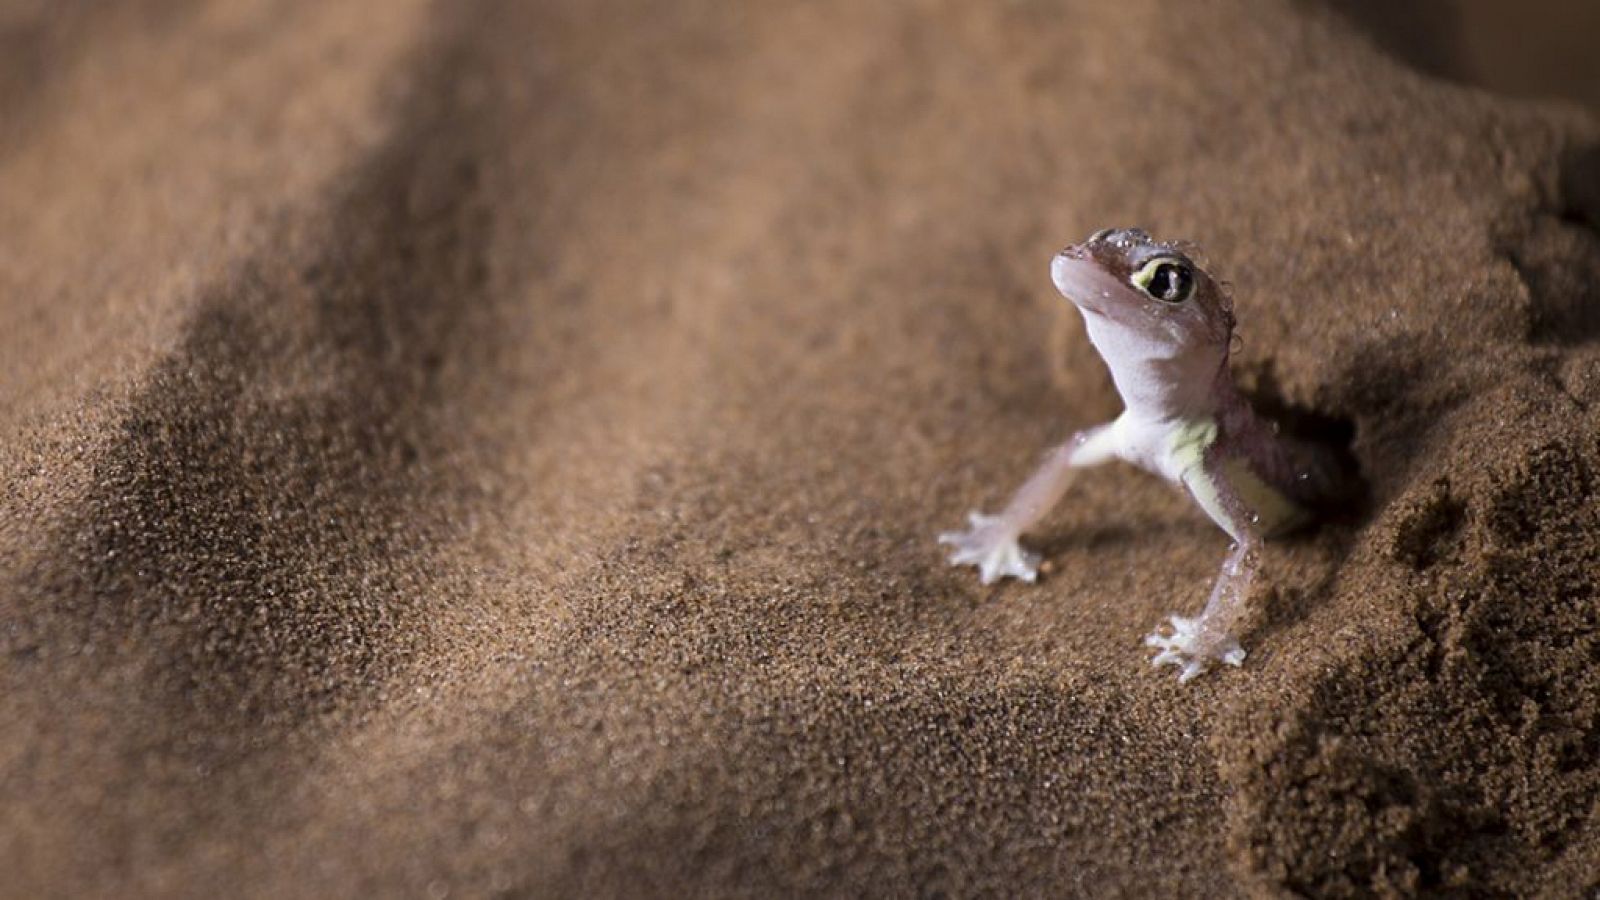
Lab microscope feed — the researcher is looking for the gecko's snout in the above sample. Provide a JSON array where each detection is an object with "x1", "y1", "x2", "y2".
[
  {"x1": 1050, "y1": 250, "x2": 1077, "y2": 290},
  {"x1": 1050, "y1": 248, "x2": 1104, "y2": 312},
  {"x1": 1052, "y1": 243, "x2": 1091, "y2": 284}
]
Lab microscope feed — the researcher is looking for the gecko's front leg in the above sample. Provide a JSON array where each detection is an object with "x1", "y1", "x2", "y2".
[
  {"x1": 1146, "y1": 539, "x2": 1255, "y2": 682},
  {"x1": 940, "y1": 424, "x2": 1116, "y2": 584},
  {"x1": 1146, "y1": 452, "x2": 1267, "y2": 681}
]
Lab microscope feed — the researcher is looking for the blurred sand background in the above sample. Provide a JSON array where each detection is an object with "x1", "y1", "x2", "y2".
[{"x1": 2, "y1": 1, "x2": 1599, "y2": 896}]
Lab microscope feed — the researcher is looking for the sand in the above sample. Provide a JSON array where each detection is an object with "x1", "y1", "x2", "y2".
[{"x1": 2, "y1": 0, "x2": 1598, "y2": 896}]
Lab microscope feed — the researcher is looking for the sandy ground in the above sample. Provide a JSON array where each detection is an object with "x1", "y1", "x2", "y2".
[{"x1": 2, "y1": 1, "x2": 1598, "y2": 896}]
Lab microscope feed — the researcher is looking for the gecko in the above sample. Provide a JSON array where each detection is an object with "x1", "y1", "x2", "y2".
[{"x1": 939, "y1": 228, "x2": 1347, "y2": 682}]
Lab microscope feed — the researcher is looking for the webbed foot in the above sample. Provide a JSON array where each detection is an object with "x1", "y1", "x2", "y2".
[
  {"x1": 938, "y1": 512, "x2": 1040, "y2": 584},
  {"x1": 1144, "y1": 615, "x2": 1246, "y2": 683}
]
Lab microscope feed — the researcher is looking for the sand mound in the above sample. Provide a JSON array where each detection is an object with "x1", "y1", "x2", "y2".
[{"x1": 2, "y1": 1, "x2": 1598, "y2": 896}]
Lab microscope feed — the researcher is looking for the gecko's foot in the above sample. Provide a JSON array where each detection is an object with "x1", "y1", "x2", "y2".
[
  {"x1": 1144, "y1": 616, "x2": 1246, "y2": 683},
  {"x1": 938, "y1": 512, "x2": 1040, "y2": 585}
]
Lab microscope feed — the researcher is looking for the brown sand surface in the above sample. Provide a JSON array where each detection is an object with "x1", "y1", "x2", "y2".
[{"x1": 2, "y1": 1, "x2": 1598, "y2": 896}]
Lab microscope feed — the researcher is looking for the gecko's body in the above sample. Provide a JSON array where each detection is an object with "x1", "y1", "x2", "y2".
[{"x1": 940, "y1": 228, "x2": 1344, "y2": 681}]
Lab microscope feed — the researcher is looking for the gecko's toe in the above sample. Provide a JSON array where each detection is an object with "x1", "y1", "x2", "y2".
[
  {"x1": 1145, "y1": 615, "x2": 1246, "y2": 682},
  {"x1": 939, "y1": 512, "x2": 1039, "y2": 584}
]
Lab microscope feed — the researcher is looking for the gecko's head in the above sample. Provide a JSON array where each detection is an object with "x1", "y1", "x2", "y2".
[{"x1": 1050, "y1": 228, "x2": 1235, "y2": 365}]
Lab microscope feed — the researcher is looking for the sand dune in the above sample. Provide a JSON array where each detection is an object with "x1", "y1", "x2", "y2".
[{"x1": 3, "y1": 1, "x2": 1598, "y2": 896}]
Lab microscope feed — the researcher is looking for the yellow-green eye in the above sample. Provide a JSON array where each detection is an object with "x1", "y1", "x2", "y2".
[{"x1": 1131, "y1": 257, "x2": 1194, "y2": 304}]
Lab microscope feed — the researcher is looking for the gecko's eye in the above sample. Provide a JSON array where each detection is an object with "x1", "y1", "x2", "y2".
[{"x1": 1132, "y1": 257, "x2": 1194, "y2": 304}]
